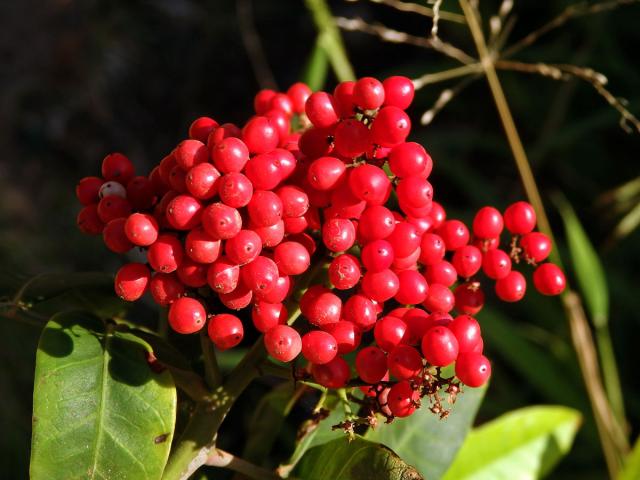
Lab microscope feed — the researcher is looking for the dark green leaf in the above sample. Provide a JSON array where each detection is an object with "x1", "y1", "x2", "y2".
[
  {"x1": 442, "y1": 406, "x2": 581, "y2": 479},
  {"x1": 366, "y1": 384, "x2": 486, "y2": 479},
  {"x1": 293, "y1": 436, "x2": 423, "y2": 480},
  {"x1": 302, "y1": 38, "x2": 330, "y2": 91},
  {"x1": 619, "y1": 436, "x2": 640, "y2": 480},
  {"x1": 30, "y1": 312, "x2": 176, "y2": 480}
]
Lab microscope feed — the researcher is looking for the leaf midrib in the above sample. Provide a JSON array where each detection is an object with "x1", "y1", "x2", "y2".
[{"x1": 88, "y1": 331, "x2": 112, "y2": 479}]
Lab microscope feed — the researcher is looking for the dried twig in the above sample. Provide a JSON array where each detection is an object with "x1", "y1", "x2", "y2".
[
  {"x1": 412, "y1": 63, "x2": 483, "y2": 90},
  {"x1": 344, "y1": 0, "x2": 465, "y2": 23},
  {"x1": 421, "y1": 75, "x2": 479, "y2": 125},
  {"x1": 335, "y1": 16, "x2": 475, "y2": 64},
  {"x1": 429, "y1": 0, "x2": 444, "y2": 38}
]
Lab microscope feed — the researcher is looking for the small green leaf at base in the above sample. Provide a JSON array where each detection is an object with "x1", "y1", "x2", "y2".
[
  {"x1": 442, "y1": 406, "x2": 581, "y2": 480},
  {"x1": 30, "y1": 312, "x2": 176, "y2": 480},
  {"x1": 293, "y1": 436, "x2": 423, "y2": 480}
]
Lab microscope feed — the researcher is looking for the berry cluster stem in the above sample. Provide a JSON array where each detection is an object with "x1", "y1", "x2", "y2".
[{"x1": 459, "y1": 0, "x2": 628, "y2": 475}]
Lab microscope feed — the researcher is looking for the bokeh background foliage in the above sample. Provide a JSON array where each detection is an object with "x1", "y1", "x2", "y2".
[{"x1": 1, "y1": 0, "x2": 639, "y2": 478}]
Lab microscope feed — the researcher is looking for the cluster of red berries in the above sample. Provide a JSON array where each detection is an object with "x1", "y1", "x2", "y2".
[{"x1": 76, "y1": 75, "x2": 566, "y2": 420}]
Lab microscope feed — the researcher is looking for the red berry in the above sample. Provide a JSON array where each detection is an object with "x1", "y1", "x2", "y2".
[
  {"x1": 353, "y1": 77, "x2": 385, "y2": 110},
  {"x1": 189, "y1": 116, "x2": 218, "y2": 143},
  {"x1": 323, "y1": 321, "x2": 361, "y2": 354},
  {"x1": 481, "y1": 249, "x2": 512, "y2": 280},
  {"x1": 495, "y1": 270, "x2": 527, "y2": 302},
  {"x1": 103, "y1": 218, "x2": 134, "y2": 254},
  {"x1": 452, "y1": 245, "x2": 483, "y2": 279},
  {"x1": 395, "y1": 270, "x2": 429, "y2": 305},
  {"x1": 125, "y1": 213, "x2": 159, "y2": 246},
  {"x1": 533, "y1": 263, "x2": 566, "y2": 296},
  {"x1": 176, "y1": 258, "x2": 208, "y2": 288},
  {"x1": 185, "y1": 227, "x2": 221, "y2": 264},
  {"x1": 252, "y1": 220, "x2": 285, "y2": 247},
  {"x1": 425, "y1": 260, "x2": 457, "y2": 287},
  {"x1": 383, "y1": 76, "x2": 414, "y2": 110},
  {"x1": 301, "y1": 288, "x2": 342, "y2": 327},
  {"x1": 255, "y1": 274, "x2": 290, "y2": 303},
  {"x1": 264, "y1": 325, "x2": 301, "y2": 362},
  {"x1": 327, "y1": 254, "x2": 360, "y2": 290},
  {"x1": 168, "y1": 297, "x2": 206, "y2": 334},
  {"x1": 356, "y1": 346, "x2": 388, "y2": 383},
  {"x1": 244, "y1": 153, "x2": 282, "y2": 190},
  {"x1": 202, "y1": 203, "x2": 243, "y2": 240},
  {"x1": 419, "y1": 233, "x2": 446, "y2": 266},
  {"x1": 76, "y1": 176, "x2": 103, "y2": 205},
  {"x1": 274, "y1": 241, "x2": 310, "y2": 276},
  {"x1": 388, "y1": 344, "x2": 422, "y2": 380},
  {"x1": 387, "y1": 381, "x2": 419, "y2": 417},
  {"x1": 114, "y1": 263, "x2": 150, "y2": 301},
  {"x1": 97, "y1": 195, "x2": 132, "y2": 223},
  {"x1": 388, "y1": 142, "x2": 431, "y2": 178},
  {"x1": 287, "y1": 82, "x2": 312, "y2": 113},
  {"x1": 343, "y1": 294, "x2": 377, "y2": 331},
  {"x1": 208, "y1": 313, "x2": 244, "y2": 350},
  {"x1": 207, "y1": 257, "x2": 240, "y2": 294},
  {"x1": 504, "y1": 201, "x2": 536, "y2": 235},
  {"x1": 423, "y1": 283, "x2": 455, "y2": 313},
  {"x1": 305, "y1": 92, "x2": 339, "y2": 128},
  {"x1": 362, "y1": 269, "x2": 400, "y2": 302},
  {"x1": 421, "y1": 326, "x2": 458, "y2": 366},
  {"x1": 149, "y1": 273, "x2": 185, "y2": 306},
  {"x1": 397, "y1": 177, "x2": 433, "y2": 209},
  {"x1": 174, "y1": 139, "x2": 208, "y2": 170},
  {"x1": 472, "y1": 206, "x2": 504, "y2": 239},
  {"x1": 358, "y1": 206, "x2": 396, "y2": 241},
  {"x1": 361, "y1": 239, "x2": 394, "y2": 272},
  {"x1": 212, "y1": 137, "x2": 250, "y2": 173},
  {"x1": 520, "y1": 232, "x2": 552, "y2": 263},
  {"x1": 254, "y1": 89, "x2": 276, "y2": 114},
  {"x1": 252, "y1": 301, "x2": 287, "y2": 333},
  {"x1": 307, "y1": 156, "x2": 346, "y2": 191},
  {"x1": 374, "y1": 315, "x2": 408, "y2": 352},
  {"x1": 219, "y1": 283, "x2": 253, "y2": 310},
  {"x1": 299, "y1": 126, "x2": 334, "y2": 158},
  {"x1": 102, "y1": 153, "x2": 135, "y2": 184},
  {"x1": 148, "y1": 234, "x2": 184, "y2": 273},
  {"x1": 322, "y1": 218, "x2": 356, "y2": 252},
  {"x1": 241, "y1": 255, "x2": 279, "y2": 293},
  {"x1": 438, "y1": 220, "x2": 470, "y2": 251},
  {"x1": 370, "y1": 106, "x2": 411, "y2": 147},
  {"x1": 387, "y1": 222, "x2": 421, "y2": 258},
  {"x1": 186, "y1": 163, "x2": 220, "y2": 200},
  {"x1": 333, "y1": 119, "x2": 370, "y2": 158},
  {"x1": 166, "y1": 195, "x2": 202, "y2": 230},
  {"x1": 349, "y1": 164, "x2": 392, "y2": 206},
  {"x1": 242, "y1": 116, "x2": 279, "y2": 154},
  {"x1": 455, "y1": 352, "x2": 491, "y2": 387},
  {"x1": 333, "y1": 81, "x2": 356, "y2": 118},
  {"x1": 311, "y1": 356, "x2": 351, "y2": 388},
  {"x1": 449, "y1": 315, "x2": 482, "y2": 353},
  {"x1": 302, "y1": 330, "x2": 338, "y2": 365},
  {"x1": 403, "y1": 308, "x2": 432, "y2": 344},
  {"x1": 454, "y1": 282, "x2": 485, "y2": 315}
]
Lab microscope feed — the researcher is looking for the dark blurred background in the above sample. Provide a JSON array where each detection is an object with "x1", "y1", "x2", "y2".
[{"x1": 1, "y1": 0, "x2": 639, "y2": 478}]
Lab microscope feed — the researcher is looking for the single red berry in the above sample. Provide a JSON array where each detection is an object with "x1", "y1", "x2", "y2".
[
  {"x1": 189, "y1": 116, "x2": 218, "y2": 143},
  {"x1": 305, "y1": 92, "x2": 339, "y2": 128},
  {"x1": 383, "y1": 76, "x2": 414, "y2": 110},
  {"x1": 207, "y1": 257, "x2": 240, "y2": 294},
  {"x1": 149, "y1": 273, "x2": 185, "y2": 306},
  {"x1": 395, "y1": 270, "x2": 429, "y2": 305},
  {"x1": 425, "y1": 260, "x2": 457, "y2": 287},
  {"x1": 114, "y1": 263, "x2": 150, "y2": 301},
  {"x1": 307, "y1": 156, "x2": 346, "y2": 191},
  {"x1": 168, "y1": 165, "x2": 187, "y2": 193},
  {"x1": 349, "y1": 164, "x2": 392, "y2": 206},
  {"x1": 361, "y1": 239, "x2": 395, "y2": 272},
  {"x1": 244, "y1": 152, "x2": 282, "y2": 190},
  {"x1": 388, "y1": 142, "x2": 431, "y2": 179},
  {"x1": 274, "y1": 241, "x2": 311, "y2": 276},
  {"x1": 328, "y1": 254, "x2": 361, "y2": 290},
  {"x1": 323, "y1": 321, "x2": 361, "y2": 354},
  {"x1": 252, "y1": 301, "x2": 287, "y2": 333},
  {"x1": 472, "y1": 206, "x2": 504, "y2": 239},
  {"x1": 333, "y1": 119, "x2": 370, "y2": 158},
  {"x1": 452, "y1": 245, "x2": 483, "y2": 279},
  {"x1": 423, "y1": 283, "x2": 455, "y2": 313},
  {"x1": 254, "y1": 89, "x2": 277, "y2": 115},
  {"x1": 403, "y1": 308, "x2": 433, "y2": 344},
  {"x1": 241, "y1": 255, "x2": 279, "y2": 293},
  {"x1": 397, "y1": 176, "x2": 433, "y2": 209},
  {"x1": 255, "y1": 274, "x2": 291, "y2": 303},
  {"x1": 310, "y1": 356, "x2": 351, "y2": 388},
  {"x1": 300, "y1": 288, "x2": 342, "y2": 327},
  {"x1": 419, "y1": 233, "x2": 446, "y2": 266},
  {"x1": 168, "y1": 297, "x2": 206, "y2": 334},
  {"x1": 186, "y1": 163, "x2": 220, "y2": 200},
  {"x1": 102, "y1": 153, "x2": 135, "y2": 184},
  {"x1": 252, "y1": 220, "x2": 285, "y2": 247},
  {"x1": 126, "y1": 176, "x2": 156, "y2": 210},
  {"x1": 166, "y1": 195, "x2": 202, "y2": 230},
  {"x1": 454, "y1": 282, "x2": 485, "y2": 315},
  {"x1": 299, "y1": 126, "x2": 334, "y2": 158},
  {"x1": 374, "y1": 315, "x2": 408, "y2": 352},
  {"x1": 370, "y1": 106, "x2": 411, "y2": 147},
  {"x1": 76, "y1": 176, "x2": 103, "y2": 205},
  {"x1": 266, "y1": 109, "x2": 290, "y2": 141},
  {"x1": 455, "y1": 352, "x2": 491, "y2": 387},
  {"x1": 302, "y1": 330, "x2": 338, "y2": 365},
  {"x1": 387, "y1": 381, "x2": 419, "y2": 417},
  {"x1": 421, "y1": 326, "x2": 459, "y2": 366},
  {"x1": 333, "y1": 81, "x2": 356, "y2": 118},
  {"x1": 176, "y1": 258, "x2": 208, "y2": 288},
  {"x1": 438, "y1": 220, "x2": 470, "y2": 251},
  {"x1": 185, "y1": 227, "x2": 221, "y2": 264},
  {"x1": 322, "y1": 218, "x2": 356, "y2": 252},
  {"x1": 358, "y1": 206, "x2": 396, "y2": 241},
  {"x1": 103, "y1": 218, "x2": 134, "y2": 254},
  {"x1": 504, "y1": 201, "x2": 536, "y2": 235},
  {"x1": 174, "y1": 139, "x2": 208, "y2": 170},
  {"x1": 212, "y1": 137, "x2": 250, "y2": 173},
  {"x1": 362, "y1": 269, "x2": 400, "y2": 302},
  {"x1": 533, "y1": 263, "x2": 566, "y2": 296},
  {"x1": 98, "y1": 181, "x2": 127, "y2": 200},
  {"x1": 97, "y1": 195, "x2": 132, "y2": 223},
  {"x1": 208, "y1": 313, "x2": 244, "y2": 350},
  {"x1": 387, "y1": 222, "x2": 421, "y2": 258},
  {"x1": 356, "y1": 346, "x2": 388, "y2": 383},
  {"x1": 124, "y1": 213, "x2": 159, "y2": 247},
  {"x1": 264, "y1": 325, "x2": 301, "y2": 362},
  {"x1": 287, "y1": 82, "x2": 312, "y2": 113},
  {"x1": 268, "y1": 93, "x2": 294, "y2": 117},
  {"x1": 202, "y1": 203, "x2": 243, "y2": 240},
  {"x1": 246, "y1": 190, "x2": 283, "y2": 227},
  {"x1": 449, "y1": 315, "x2": 482, "y2": 353},
  {"x1": 495, "y1": 270, "x2": 527, "y2": 302},
  {"x1": 353, "y1": 77, "x2": 385, "y2": 110},
  {"x1": 219, "y1": 283, "x2": 253, "y2": 310},
  {"x1": 388, "y1": 344, "x2": 422, "y2": 380},
  {"x1": 343, "y1": 294, "x2": 377, "y2": 331},
  {"x1": 481, "y1": 249, "x2": 512, "y2": 280},
  {"x1": 277, "y1": 185, "x2": 309, "y2": 218},
  {"x1": 148, "y1": 234, "x2": 184, "y2": 273},
  {"x1": 242, "y1": 116, "x2": 279, "y2": 154},
  {"x1": 520, "y1": 232, "x2": 552, "y2": 264}
]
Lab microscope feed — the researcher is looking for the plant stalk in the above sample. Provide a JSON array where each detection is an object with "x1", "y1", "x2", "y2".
[{"x1": 459, "y1": 0, "x2": 627, "y2": 476}]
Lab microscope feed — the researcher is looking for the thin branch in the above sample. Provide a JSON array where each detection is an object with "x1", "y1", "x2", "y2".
[
  {"x1": 345, "y1": 0, "x2": 465, "y2": 23},
  {"x1": 412, "y1": 63, "x2": 482, "y2": 90},
  {"x1": 421, "y1": 75, "x2": 479, "y2": 125},
  {"x1": 206, "y1": 448, "x2": 282, "y2": 480},
  {"x1": 489, "y1": 0, "x2": 514, "y2": 47},
  {"x1": 335, "y1": 16, "x2": 476, "y2": 64},
  {"x1": 200, "y1": 329, "x2": 223, "y2": 389},
  {"x1": 429, "y1": 0, "x2": 444, "y2": 38},
  {"x1": 502, "y1": 0, "x2": 640, "y2": 58},
  {"x1": 236, "y1": 0, "x2": 278, "y2": 90}
]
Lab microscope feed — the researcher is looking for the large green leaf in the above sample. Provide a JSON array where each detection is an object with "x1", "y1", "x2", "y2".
[
  {"x1": 366, "y1": 384, "x2": 486, "y2": 479},
  {"x1": 619, "y1": 436, "x2": 640, "y2": 480},
  {"x1": 30, "y1": 312, "x2": 177, "y2": 480},
  {"x1": 442, "y1": 406, "x2": 581, "y2": 480},
  {"x1": 293, "y1": 436, "x2": 423, "y2": 480}
]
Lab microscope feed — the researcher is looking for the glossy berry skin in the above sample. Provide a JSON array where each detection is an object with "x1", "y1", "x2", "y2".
[
  {"x1": 504, "y1": 201, "x2": 536, "y2": 235},
  {"x1": 174, "y1": 139, "x2": 208, "y2": 170},
  {"x1": 425, "y1": 260, "x2": 457, "y2": 287},
  {"x1": 421, "y1": 326, "x2": 459, "y2": 367},
  {"x1": 219, "y1": 284, "x2": 253, "y2": 310},
  {"x1": 307, "y1": 156, "x2": 346, "y2": 191},
  {"x1": 419, "y1": 233, "x2": 446, "y2": 266},
  {"x1": 305, "y1": 92, "x2": 339, "y2": 128},
  {"x1": 349, "y1": 164, "x2": 392, "y2": 206},
  {"x1": 423, "y1": 283, "x2": 455, "y2": 313},
  {"x1": 472, "y1": 206, "x2": 504, "y2": 239},
  {"x1": 277, "y1": 185, "x2": 309, "y2": 218},
  {"x1": 370, "y1": 106, "x2": 411, "y2": 147},
  {"x1": 455, "y1": 352, "x2": 491, "y2": 387},
  {"x1": 242, "y1": 116, "x2": 279, "y2": 154},
  {"x1": 454, "y1": 283, "x2": 485, "y2": 315},
  {"x1": 374, "y1": 315, "x2": 408, "y2": 352},
  {"x1": 186, "y1": 163, "x2": 220, "y2": 200},
  {"x1": 395, "y1": 270, "x2": 429, "y2": 305},
  {"x1": 225, "y1": 229, "x2": 262, "y2": 265},
  {"x1": 388, "y1": 142, "x2": 431, "y2": 179},
  {"x1": 185, "y1": 227, "x2": 221, "y2": 264},
  {"x1": 102, "y1": 153, "x2": 135, "y2": 184},
  {"x1": 255, "y1": 274, "x2": 290, "y2": 303},
  {"x1": 254, "y1": 89, "x2": 276, "y2": 114},
  {"x1": 301, "y1": 330, "x2": 338, "y2": 365},
  {"x1": 286, "y1": 82, "x2": 312, "y2": 113},
  {"x1": 273, "y1": 241, "x2": 310, "y2": 276},
  {"x1": 149, "y1": 273, "x2": 185, "y2": 306},
  {"x1": 383, "y1": 76, "x2": 414, "y2": 110},
  {"x1": 125, "y1": 213, "x2": 159, "y2": 247},
  {"x1": 358, "y1": 206, "x2": 395, "y2": 241},
  {"x1": 322, "y1": 218, "x2": 356, "y2": 252},
  {"x1": 114, "y1": 263, "x2": 150, "y2": 301},
  {"x1": 397, "y1": 177, "x2": 433, "y2": 209},
  {"x1": 333, "y1": 80, "x2": 356, "y2": 117},
  {"x1": 103, "y1": 218, "x2": 133, "y2": 254},
  {"x1": 356, "y1": 346, "x2": 388, "y2": 383},
  {"x1": 148, "y1": 234, "x2": 183, "y2": 273},
  {"x1": 126, "y1": 176, "x2": 156, "y2": 210},
  {"x1": 403, "y1": 308, "x2": 434, "y2": 344},
  {"x1": 334, "y1": 119, "x2": 370, "y2": 158},
  {"x1": 176, "y1": 259, "x2": 208, "y2": 288},
  {"x1": 207, "y1": 257, "x2": 240, "y2": 294},
  {"x1": 387, "y1": 222, "x2": 421, "y2": 258},
  {"x1": 353, "y1": 77, "x2": 385, "y2": 110},
  {"x1": 520, "y1": 232, "x2": 552, "y2": 263},
  {"x1": 482, "y1": 249, "x2": 512, "y2": 280},
  {"x1": 361, "y1": 240, "x2": 394, "y2": 272},
  {"x1": 189, "y1": 116, "x2": 218, "y2": 143},
  {"x1": 343, "y1": 294, "x2": 377, "y2": 331},
  {"x1": 311, "y1": 356, "x2": 351, "y2": 389},
  {"x1": 264, "y1": 325, "x2": 302, "y2": 362},
  {"x1": 97, "y1": 195, "x2": 131, "y2": 223},
  {"x1": 387, "y1": 381, "x2": 419, "y2": 418},
  {"x1": 208, "y1": 314, "x2": 244, "y2": 350},
  {"x1": 362, "y1": 269, "x2": 400, "y2": 302},
  {"x1": 328, "y1": 254, "x2": 361, "y2": 290},
  {"x1": 166, "y1": 195, "x2": 202, "y2": 230},
  {"x1": 533, "y1": 263, "x2": 566, "y2": 296},
  {"x1": 452, "y1": 245, "x2": 483, "y2": 279},
  {"x1": 251, "y1": 301, "x2": 287, "y2": 333},
  {"x1": 76, "y1": 176, "x2": 103, "y2": 205},
  {"x1": 218, "y1": 173, "x2": 253, "y2": 208},
  {"x1": 212, "y1": 137, "x2": 250, "y2": 173},
  {"x1": 449, "y1": 315, "x2": 482, "y2": 353},
  {"x1": 241, "y1": 256, "x2": 279, "y2": 293},
  {"x1": 438, "y1": 220, "x2": 470, "y2": 251},
  {"x1": 323, "y1": 321, "x2": 361, "y2": 354},
  {"x1": 388, "y1": 345, "x2": 423, "y2": 380},
  {"x1": 301, "y1": 288, "x2": 342, "y2": 327},
  {"x1": 202, "y1": 203, "x2": 242, "y2": 240},
  {"x1": 247, "y1": 190, "x2": 283, "y2": 227},
  {"x1": 495, "y1": 270, "x2": 527, "y2": 302},
  {"x1": 168, "y1": 297, "x2": 206, "y2": 334}
]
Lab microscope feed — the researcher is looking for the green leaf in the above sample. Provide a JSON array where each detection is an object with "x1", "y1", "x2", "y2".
[
  {"x1": 302, "y1": 37, "x2": 330, "y2": 91},
  {"x1": 442, "y1": 406, "x2": 581, "y2": 480},
  {"x1": 293, "y1": 436, "x2": 423, "y2": 480},
  {"x1": 30, "y1": 312, "x2": 177, "y2": 480},
  {"x1": 366, "y1": 384, "x2": 486, "y2": 479},
  {"x1": 619, "y1": 436, "x2": 640, "y2": 480},
  {"x1": 555, "y1": 195, "x2": 609, "y2": 327}
]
